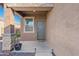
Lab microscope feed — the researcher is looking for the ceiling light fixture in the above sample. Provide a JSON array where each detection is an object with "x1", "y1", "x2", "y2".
[{"x1": 33, "y1": 10, "x2": 36, "y2": 12}]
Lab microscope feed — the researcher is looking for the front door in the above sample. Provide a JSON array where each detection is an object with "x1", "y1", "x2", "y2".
[{"x1": 37, "y1": 19, "x2": 45, "y2": 40}]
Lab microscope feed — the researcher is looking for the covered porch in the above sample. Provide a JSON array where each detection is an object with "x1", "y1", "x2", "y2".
[{"x1": 1, "y1": 3, "x2": 54, "y2": 56}]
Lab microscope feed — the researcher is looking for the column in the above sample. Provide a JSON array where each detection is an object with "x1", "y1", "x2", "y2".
[{"x1": 2, "y1": 4, "x2": 15, "y2": 51}]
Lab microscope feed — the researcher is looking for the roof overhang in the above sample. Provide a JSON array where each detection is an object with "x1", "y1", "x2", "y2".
[
  {"x1": 6, "y1": 3, "x2": 53, "y2": 17},
  {"x1": 7, "y1": 3, "x2": 54, "y2": 8},
  {"x1": 6, "y1": 3, "x2": 53, "y2": 11}
]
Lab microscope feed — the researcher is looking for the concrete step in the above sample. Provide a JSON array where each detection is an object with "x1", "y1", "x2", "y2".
[
  {"x1": 35, "y1": 52, "x2": 52, "y2": 56},
  {"x1": 20, "y1": 41, "x2": 52, "y2": 56},
  {"x1": 10, "y1": 52, "x2": 35, "y2": 56},
  {"x1": 0, "y1": 53, "x2": 10, "y2": 56}
]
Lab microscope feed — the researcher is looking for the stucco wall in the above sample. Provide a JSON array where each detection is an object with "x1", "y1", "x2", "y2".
[
  {"x1": 46, "y1": 3, "x2": 79, "y2": 56},
  {"x1": 21, "y1": 15, "x2": 46, "y2": 41}
]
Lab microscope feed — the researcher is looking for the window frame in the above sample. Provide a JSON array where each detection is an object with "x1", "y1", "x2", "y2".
[{"x1": 24, "y1": 17, "x2": 34, "y2": 33}]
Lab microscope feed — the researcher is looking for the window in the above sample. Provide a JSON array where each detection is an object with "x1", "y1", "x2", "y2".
[{"x1": 24, "y1": 17, "x2": 34, "y2": 33}]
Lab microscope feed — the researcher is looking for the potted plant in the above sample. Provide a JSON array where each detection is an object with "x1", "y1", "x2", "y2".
[{"x1": 15, "y1": 29, "x2": 22, "y2": 51}]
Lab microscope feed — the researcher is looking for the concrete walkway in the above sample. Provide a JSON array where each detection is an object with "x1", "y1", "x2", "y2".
[{"x1": 18, "y1": 40, "x2": 53, "y2": 56}]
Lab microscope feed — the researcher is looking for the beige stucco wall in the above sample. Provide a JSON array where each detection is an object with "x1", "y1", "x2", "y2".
[
  {"x1": 21, "y1": 15, "x2": 46, "y2": 41},
  {"x1": 46, "y1": 3, "x2": 79, "y2": 56}
]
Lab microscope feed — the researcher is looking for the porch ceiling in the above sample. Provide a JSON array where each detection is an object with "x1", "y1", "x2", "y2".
[
  {"x1": 6, "y1": 3, "x2": 53, "y2": 17},
  {"x1": 16, "y1": 11, "x2": 48, "y2": 17}
]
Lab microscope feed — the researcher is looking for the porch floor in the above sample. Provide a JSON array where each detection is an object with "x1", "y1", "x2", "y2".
[
  {"x1": 0, "y1": 40, "x2": 54, "y2": 56},
  {"x1": 12, "y1": 40, "x2": 53, "y2": 56}
]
